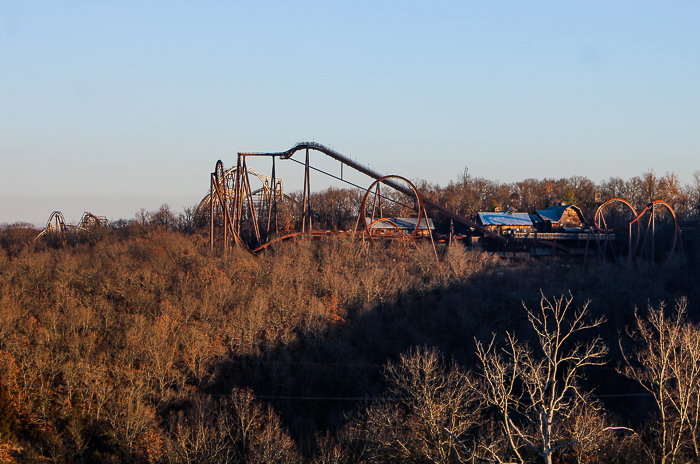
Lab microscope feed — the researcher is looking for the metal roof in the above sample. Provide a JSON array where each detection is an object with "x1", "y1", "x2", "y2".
[
  {"x1": 477, "y1": 212, "x2": 533, "y2": 227},
  {"x1": 534, "y1": 204, "x2": 585, "y2": 224},
  {"x1": 366, "y1": 217, "x2": 435, "y2": 230}
]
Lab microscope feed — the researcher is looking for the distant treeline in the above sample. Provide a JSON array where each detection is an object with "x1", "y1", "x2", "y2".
[
  {"x1": 425, "y1": 169, "x2": 698, "y2": 218},
  {"x1": 3, "y1": 169, "x2": 697, "y2": 236},
  {"x1": 283, "y1": 169, "x2": 700, "y2": 232}
]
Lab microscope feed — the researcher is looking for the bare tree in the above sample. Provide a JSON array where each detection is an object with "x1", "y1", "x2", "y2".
[
  {"x1": 474, "y1": 294, "x2": 616, "y2": 464},
  {"x1": 360, "y1": 346, "x2": 483, "y2": 464},
  {"x1": 512, "y1": 178, "x2": 541, "y2": 212},
  {"x1": 227, "y1": 388, "x2": 299, "y2": 464},
  {"x1": 598, "y1": 176, "x2": 627, "y2": 201},
  {"x1": 566, "y1": 175, "x2": 596, "y2": 207},
  {"x1": 165, "y1": 394, "x2": 232, "y2": 464},
  {"x1": 684, "y1": 170, "x2": 700, "y2": 220},
  {"x1": 104, "y1": 374, "x2": 159, "y2": 462},
  {"x1": 620, "y1": 297, "x2": 700, "y2": 464}
]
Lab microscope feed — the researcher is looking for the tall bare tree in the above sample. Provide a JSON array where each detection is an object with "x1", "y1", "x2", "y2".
[
  {"x1": 620, "y1": 298, "x2": 700, "y2": 464},
  {"x1": 474, "y1": 294, "x2": 614, "y2": 464}
]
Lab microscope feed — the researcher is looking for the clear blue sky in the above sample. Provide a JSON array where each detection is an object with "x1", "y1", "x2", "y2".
[{"x1": 2, "y1": 1, "x2": 698, "y2": 226}]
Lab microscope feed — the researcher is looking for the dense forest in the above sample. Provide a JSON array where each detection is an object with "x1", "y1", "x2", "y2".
[{"x1": 1, "y1": 170, "x2": 699, "y2": 463}]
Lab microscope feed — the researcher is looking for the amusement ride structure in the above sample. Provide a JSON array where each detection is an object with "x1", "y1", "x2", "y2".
[
  {"x1": 203, "y1": 142, "x2": 681, "y2": 263},
  {"x1": 593, "y1": 198, "x2": 679, "y2": 263},
  {"x1": 36, "y1": 211, "x2": 107, "y2": 244},
  {"x1": 32, "y1": 141, "x2": 681, "y2": 264}
]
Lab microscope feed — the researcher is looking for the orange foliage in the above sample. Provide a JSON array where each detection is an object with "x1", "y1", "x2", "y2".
[{"x1": 323, "y1": 293, "x2": 346, "y2": 325}]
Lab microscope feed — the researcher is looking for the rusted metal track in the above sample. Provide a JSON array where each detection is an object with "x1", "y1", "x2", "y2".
[
  {"x1": 594, "y1": 198, "x2": 679, "y2": 260},
  {"x1": 222, "y1": 142, "x2": 679, "y2": 261},
  {"x1": 36, "y1": 211, "x2": 106, "y2": 244},
  {"x1": 240, "y1": 142, "x2": 507, "y2": 243},
  {"x1": 236, "y1": 142, "x2": 586, "y2": 254},
  {"x1": 360, "y1": 175, "x2": 424, "y2": 245}
]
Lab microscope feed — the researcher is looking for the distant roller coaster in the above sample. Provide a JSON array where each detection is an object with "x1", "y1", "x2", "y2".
[
  {"x1": 204, "y1": 142, "x2": 502, "y2": 255},
  {"x1": 196, "y1": 164, "x2": 283, "y2": 220},
  {"x1": 207, "y1": 141, "x2": 679, "y2": 263},
  {"x1": 32, "y1": 141, "x2": 681, "y2": 264},
  {"x1": 36, "y1": 211, "x2": 107, "y2": 244},
  {"x1": 593, "y1": 198, "x2": 679, "y2": 263}
]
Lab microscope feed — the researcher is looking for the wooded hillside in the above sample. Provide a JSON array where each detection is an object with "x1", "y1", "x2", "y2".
[{"x1": 1, "y1": 169, "x2": 699, "y2": 462}]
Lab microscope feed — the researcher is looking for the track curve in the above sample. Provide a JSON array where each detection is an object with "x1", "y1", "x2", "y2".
[
  {"x1": 240, "y1": 142, "x2": 506, "y2": 243},
  {"x1": 594, "y1": 198, "x2": 679, "y2": 257}
]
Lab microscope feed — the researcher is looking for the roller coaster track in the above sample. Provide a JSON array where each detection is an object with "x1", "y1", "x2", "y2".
[
  {"x1": 594, "y1": 198, "x2": 679, "y2": 258},
  {"x1": 239, "y1": 142, "x2": 584, "y2": 254},
  {"x1": 207, "y1": 141, "x2": 659, "y2": 257},
  {"x1": 35, "y1": 211, "x2": 107, "y2": 244},
  {"x1": 196, "y1": 165, "x2": 283, "y2": 219},
  {"x1": 240, "y1": 142, "x2": 509, "y2": 244}
]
